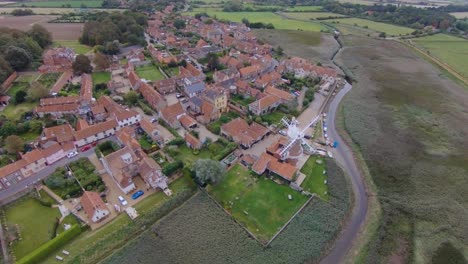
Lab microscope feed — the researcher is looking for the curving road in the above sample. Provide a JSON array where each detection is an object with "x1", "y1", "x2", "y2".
[{"x1": 320, "y1": 82, "x2": 369, "y2": 264}]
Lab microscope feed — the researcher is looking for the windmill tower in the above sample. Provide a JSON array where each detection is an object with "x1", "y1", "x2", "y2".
[{"x1": 278, "y1": 115, "x2": 321, "y2": 160}]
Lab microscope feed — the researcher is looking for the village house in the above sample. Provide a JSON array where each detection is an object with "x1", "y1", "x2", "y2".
[
  {"x1": 138, "y1": 156, "x2": 170, "y2": 194},
  {"x1": 74, "y1": 118, "x2": 119, "y2": 148},
  {"x1": 179, "y1": 63, "x2": 205, "y2": 82},
  {"x1": 248, "y1": 94, "x2": 282, "y2": 116},
  {"x1": 20, "y1": 149, "x2": 47, "y2": 177},
  {"x1": 140, "y1": 118, "x2": 161, "y2": 142},
  {"x1": 97, "y1": 96, "x2": 141, "y2": 128},
  {"x1": 220, "y1": 118, "x2": 269, "y2": 149},
  {"x1": 139, "y1": 83, "x2": 167, "y2": 111},
  {"x1": 39, "y1": 47, "x2": 75, "y2": 73},
  {"x1": 239, "y1": 64, "x2": 261, "y2": 80},
  {"x1": 35, "y1": 103, "x2": 79, "y2": 118},
  {"x1": 80, "y1": 73, "x2": 93, "y2": 102},
  {"x1": 80, "y1": 191, "x2": 110, "y2": 223},
  {"x1": 159, "y1": 102, "x2": 185, "y2": 129},
  {"x1": 264, "y1": 86, "x2": 294, "y2": 104},
  {"x1": 185, "y1": 133, "x2": 202, "y2": 150},
  {"x1": 252, "y1": 152, "x2": 297, "y2": 182},
  {"x1": 41, "y1": 142, "x2": 66, "y2": 165},
  {"x1": 182, "y1": 77, "x2": 205, "y2": 98},
  {"x1": 0, "y1": 160, "x2": 27, "y2": 190},
  {"x1": 101, "y1": 146, "x2": 138, "y2": 194},
  {"x1": 42, "y1": 124, "x2": 75, "y2": 144},
  {"x1": 213, "y1": 68, "x2": 240, "y2": 86},
  {"x1": 178, "y1": 114, "x2": 198, "y2": 130},
  {"x1": 50, "y1": 71, "x2": 73, "y2": 95},
  {"x1": 203, "y1": 88, "x2": 228, "y2": 113},
  {"x1": 154, "y1": 78, "x2": 176, "y2": 94}
]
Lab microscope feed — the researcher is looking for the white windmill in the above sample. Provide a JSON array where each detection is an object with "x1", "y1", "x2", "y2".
[{"x1": 278, "y1": 115, "x2": 321, "y2": 160}]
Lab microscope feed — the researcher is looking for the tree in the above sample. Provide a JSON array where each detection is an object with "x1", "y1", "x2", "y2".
[
  {"x1": 0, "y1": 56, "x2": 13, "y2": 84},
  {"x1": 93, "y1": 52, "x2": 109, "y2": 71},
  {"x1": 72, "y1": 54, "x2": 92, "y2": 74},
  {"x1": 206, "y1": 52, "x2": 220, "y2": 71},
  {"x1": 15, "y1": 90, "x2": 27, "y2": 104},
  {"x1": 4, "y1": 135, "x2": 24, "y2": 154},
  {"x1": 379, "y1": 32, "x2": 387, "y2": 38},
  {"x1": 4, "y1": 46, "x2": 32, "y2": 70},
  {"x1": 104, "y1": 40, "x2": 120, "y2": 55},
  {"x1": 174, "y1": 19, "x2": 186, "y2": 29},
  {"x1": 124, "y1": 91, "x2": 138, "y2": 106},
  {"x1": 193, "y1": 159, "x2": 225, "y2": 185},
  {"x1": 276, "y1": 46, "x2": 284, "y2": 56},
  {"x1": 27, "y1": 81, "x2": 49, "y2": 101},
  {"x1": 28, "y1": 24, "x2": 52, "y2": 48},
  {"x1": 241, "y1": 18, "x2": 249, "y2": 26}
]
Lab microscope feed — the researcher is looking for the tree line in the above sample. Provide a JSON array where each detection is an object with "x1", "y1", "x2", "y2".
[
  {"x1": 80, "y1": 11, "x2": 147, "y2": 54},
  {"x1": 0, "y1": 25, "x2": 52, "y2": 84}
]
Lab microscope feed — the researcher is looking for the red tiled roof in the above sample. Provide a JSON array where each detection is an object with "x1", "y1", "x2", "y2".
[
  {"x1": 80, "y1": 73, "x2": 93, "y2": 102},
  {"x1": 80, "y1": 191, "x2": 108, "y2": 221},
  {"x1": 74, "y1": 119, "x2": 118, "y2": 141},
  {"x1": 184, "y1": 133, "x2": 201, "y2": 149},
  {"x1": 43, "y1": 124, "x2": 75, "y2": 143},
  {"x1": 40, "y1": 96, "x2": 81, "y2": 106},
  {"x1": 160, "y1": 103, "x2": 184, "y2": 125},
  {"x1": 0, "y1": 160, "x2": 27, "y2": 179},
  {"x1": 265, "y1": 86, "x2": 293, "y2": 101}
]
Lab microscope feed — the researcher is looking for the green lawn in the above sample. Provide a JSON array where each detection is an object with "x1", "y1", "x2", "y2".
[
  {"x1": 324, "y1": 17, "x2": 414, "y2": 36},
  {"x1": 285, "y1": 5, "x2": 323, "y2": 11},
  {"x1": 10, "y1": 0, "x2": 103, "y2": 8},
  {"x1": 38, "y1": 72, "x2": 61, "y2": 89},
  {"x1": 166, "y1": 144, "x2": 212, "y2": 166},
  {"x1": 5, "y1": 197, "x2": 61, "y2": 259},
  {"x1": 230, "y1": 94, "x2": 255, "y2": 106},
  {"x1": 56, "y1": 214, "x2": 80, "y2": 235},
  {"x1": 165, "y1": 67, "x2": 179, "y2": 77},
  {"x1": 15, "y1": 73, "x2": 39, "y2": 83},
  {"x1": 208, "y1": 164, "x2": 308, "y2": 242},
  {"x1": 40, "y1": 174, "x2": 196, "y2": 263},
  {"x1": 300, "y1": 156, "x2": 328, "y2": 200},
  {"x1": 92, "y1": 72, "x2": 111, "y2": 84},
  {"x1": 186, "y1": 9, "x2": 327, "y2": 32},
  {"x1": 283, "y1": 12, "x2": 345, "y2": 20},
  {"x1": 260, "y1": 111, "x2": 291, "y2": 126},
  {"x1": 412, "y1": 34, "x2": 468, "y2": 79},
  {"x1": 53, "y1": 40, "x2": 92, "y2": 55},
  {"x1": 135, "y1": 64, "x2": 165, "y2": 81},
  {"x1": 6, "y1": 82, "x2": 28, "y2": 97},
  {"x1": 1, "y1": 102, "x2": 38, "y2": 121}
]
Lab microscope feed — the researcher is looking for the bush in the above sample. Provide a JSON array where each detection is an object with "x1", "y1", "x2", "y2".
[
  {"x1": 162, "y1": 160, "x2": 184, "y2": 176},
  {"x1": 17, "y1": 224, "x2": 83, "y2": 264},
  {"x1": 167, "y1": 138, "x2": 185, "y2": 146},
  {"x1": 213, "y1": 142, "x2": 237, "y2": 161}
]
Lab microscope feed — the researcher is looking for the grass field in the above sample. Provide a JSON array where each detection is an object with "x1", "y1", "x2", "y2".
[
  {"x1": 450, "y1": 12, "x2": 468, "y2": 19},
  {"x1": 10, "y1": 0, "x2": 103, "y2": 8},
  {"x1": 92, "y1": 72, "x2": 111, "y2": 84},
  {"x1": 3, "y1": 82, "x2": 37, "y2": 120},
  {"x1": 186, "y1": 9, "x2": 327, "y2": 32},
  {"x1": 300, "y1": 156, "x2": 328, "y2": 200},
  {"x1": 103, "y1": 159, "x2": 351, "y2": 264},
  {"x1": 325, "y1": 17, "x2": 414, "y2": 36},
  {"x1": 135, "y1": 64, "x2": 165, "y2": 81},
  {"x1": 54, "y1": 40, "x2": 91, "y2": 54},
  {"x1": 40, "y1": 174, "x2": 197, "y2": 263},
  {"x1": 412, "y1": 34, "x2": 468, "y2": 79},
  {"x1": 285, "y1": 5, "x2": 323, "y2": 11},
  {"x1": 5, "y1": 197, "x2": 61, "y2": 259},
  {"x1": 208, "y1": 164, "x2": 308, "y2": 242},
  {"x1": 283, "y1": 12, "x2": 345, "y2": 20},
  {"x1": 339, "y1": 35, "x2": 468, "y2": 263}
]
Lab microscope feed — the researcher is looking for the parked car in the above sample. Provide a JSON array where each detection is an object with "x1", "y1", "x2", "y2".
[
  {"x1": 67, "y1": 151, "x2": 78, "y2": 158},
  {"x1": 80, "y1": 145, "x2": 91, "y2": 152},
  {"x1": 279, "y1": 130, "x2": 287, "y2": 136},
  {"x1": 118, "y1": 196, "x2": 128, "y2": 206},
  {"x1": 151, "y1": 117, "x2": 158, "y2": 123},
  {"x1": 176, "y1": 93, "x2": 184, "y2": 98},
  {"x1": 131, "y1": 190, "x2": 144, "y2": 200}
]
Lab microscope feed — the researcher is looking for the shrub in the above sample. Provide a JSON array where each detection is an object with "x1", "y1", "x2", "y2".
[
  {"x1": 17, "y1": 224, "x2": 83, "y2": 264},
  {"x1": 167, "y1": 138, "x2": 185, "y2": 146},
  {"x1": 162, "y1": 160, "x2": 184, "y2": 176}
]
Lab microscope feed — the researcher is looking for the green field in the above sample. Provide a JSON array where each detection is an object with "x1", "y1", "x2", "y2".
[
  {"x1": 450, "y1": 12, "x2": 468, "y2": 19},
  {"x1": 283, "y1": 12, "x2": 345, "y2": 20},
  {"x1": 285, "y1": 5, "x2": 323, "y2": 11},
  {"x1": 412, "y1": 34, "x2": 468, "y2": 79},
  {"x1": 325, "y1": 17, "x2": 414, "y2": 36},
  {"x1": 5, "y1": 197, "x2": 61, "y2": 259},
  {"x1": 208, "y1": 164, "x2": 308, "y2": 242},
  {"x1": 53, "y1": 40, "x2": 92, "y2": 55},
  {"x1": 135, "y1": 64, "x2": 165, "y2": 81},
  {"x1": 186, "y1": 9, "x2": 327, "y2": 32},
  {"x1": 10, "y1": 0, "x2": 103, "y2": 8},
  {"x1": 300, "y1": 156, "x2": 328, "y2": 200},
  {"x1": 3, "y1": 82, "x2": 37, "y2": 120},
  {"x1": 92, "y1": 72, "x2": 111, "y2": 84}
]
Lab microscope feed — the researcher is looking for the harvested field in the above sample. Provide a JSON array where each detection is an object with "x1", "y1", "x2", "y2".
[
  {"x1": 337, "y1": 35, "x2": 468, "y2": 263},
  {"x1": 0, "y1": 7, "x2": 76, "y2": 13},
  {"x1": 0, "y1": 15, "x2": 83, "y2": 40},
  {"x1": 450, "y1": 12, "x2": 468, "y2": 19},
  {"x1": 253, "y1": 29, "x2": 340, "y2": 69},
  {"x1": 102, "y1": 159, "x2": 351, "y2": 264},
  {"x1": 281, "y1": 11, "x2": 345, "y2": 20},
  {"x1": 324, "y1": 17, "x2": 414, "y2": 36},
  {"x1": 9, "y1": 0, "x2": 103, "y2": 8}
]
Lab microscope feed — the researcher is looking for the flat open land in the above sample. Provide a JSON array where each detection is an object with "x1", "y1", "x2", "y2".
[
  {"x1": 54, "y1": 40, "x2": 91, "y2": 53},
  {"x1": 324, "y1": 17, "x2": 414, "y2": 36},
  {"x1": 5, "y1": 197, "x2": 61, "y2": 259},
  {"x1": 207, "y1": 164, "x2": 308, "y2": 242},
  {"x1": 253, "y1": 29, "x2": 340, "y2": 68},
  {"x1": 103, "y1": 159, "x2": 351, "y2": 264},
  {"x1": 282, "y1": 11, "x2": 345, "y2": 20},
  {"x1": 186, "y1": 9, "x2": 326, "y2": 32},
  {"x1": 92, "y1": 72, "x2": 111, "y2": 84},
  {"x1": 412, "y1": 34, "x2": 468, "y2": 79},
  {"x1": 285, "y1": 5, "x2": 323, "y2": 11},
  {"x1": 450, "y1": 12, "x2": 468, "y2": 18},
  {"x1": 300, "y1": 156, "x2": 328, "y2": 200},
  {"x1": 337, "y1": 35, "x2": 468, "y2": 262},
  {"x1": 135, "y1": 64, "x2": 165, "y2": 82},
  {"x1": 0, "y1": 7, "x2": 76, "y2": 13},
  {"x1": 9, "y1": 0, "x2": 103, "y2": 8},
  {"x1": 0, "y1": 15, "x2": 83, "y2": 40}
]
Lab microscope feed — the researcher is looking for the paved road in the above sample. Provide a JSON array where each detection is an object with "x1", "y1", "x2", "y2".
[
  {"x1": 0, "y1": 136, "x2": 117, "y2": 202},
  {"x1": 320, "y1": 82, "x2": 368, "y2": 264}
]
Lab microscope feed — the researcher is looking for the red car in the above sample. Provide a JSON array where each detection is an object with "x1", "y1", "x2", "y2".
[{"x1": 80, "y1": 145, "x2": 91, "y2": 152}]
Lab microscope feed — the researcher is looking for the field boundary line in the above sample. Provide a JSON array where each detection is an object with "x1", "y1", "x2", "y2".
[{"x1": 265, "y1": 194, "x2": 315, "y2": 247}]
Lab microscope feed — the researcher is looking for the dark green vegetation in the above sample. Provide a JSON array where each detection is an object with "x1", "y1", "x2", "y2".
[
  {"x1": 0, "y1": 25, "x2": 51, "y2": 83},
  {"x1": 339, "y1": 35, "x2": 468, "y2": 262},
  {"x1": 208, "y1": 164, "x2": 308, "y2": 242},
  {"x1": 44, "y1": 158, "x2": 105, "y2": 199},
  {"x1": 164, "y1": 138, "x2": 237, "y2": 165},
  {"x1": 3, "y1": 196, "x2": 60, "y2": 259},
  {"x1": 80, "y1": 11, "x2": 147, "y2": 54},
  {"x1": 103, "y1": 159, "x2": 351, "y2": 263},
  {"x1": 40, "y1": 174, "x2": 197, "y2": 263}
]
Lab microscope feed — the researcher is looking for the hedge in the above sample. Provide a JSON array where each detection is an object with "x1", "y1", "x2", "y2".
[
  {"x1": 162, "y1": 160, "x2": 184, "y2": 176},
  {"x1": 214, "y1": 142, "x2": 237, "y2": 161},
  {"x1": 167, "y1": 138, "x2": 185, "y2": 146},
  {"x1": 17, "y1": 224, "x2": 83, "y2": 264}
]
